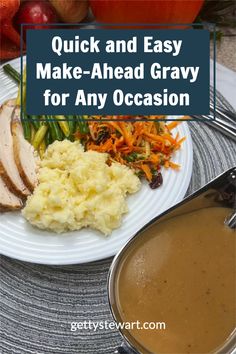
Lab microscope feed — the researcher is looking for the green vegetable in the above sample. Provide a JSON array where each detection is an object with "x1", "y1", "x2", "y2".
[
  {"x1": 46, "y1": 116, "x2": 63, "y2": 141},
  {"x1": 38, "y1": 140, "x2": 46, "y2": 159},
  {"x1": 66, "y1": 115, "x2": 76, "y2": 141},
  {"x1": 76, "y1": 115, "x2": 89, "y2": 134},
  {"x1": 135, "y1": 170, "x2": 144, "y2": 178},
  {"x1": 16, "y1": 86, "x2": 21, "y2": 106},
  {"x1": 124, "y1": 153, "x2": 138, "y2": 162},
  {"x1": 45, "y1": 130, "x2": 52, "y2": 146},
  {"x1": 28, "y1": 115, "x2": 40, "y2": 130},
  {"x1": 32, "y1": 124, "x2": 48, "y2": 150},
  {"x1": 22, "y1": 67, "x2": 27, "y2": 110},
  {"x1": 30, "y1": 124, "x2": 36, "y2": 143},
  {"x1": 66, "y1": 115, "x2": 76, "y2": 133},
  {"x1": 54, "y1": 115, "x2": 70, "y2": 137},
  {"x1": 22, "y1": 114, "x2": 31, "y2": 142},
  {"x1": 3, "y1": 64, "x2": 21, "y2": 84},
  {"x1": 16, "y1": 66, "x2": 27, "y2": 109},
  {"x1": 124, "y1": 152, "x2": 146, "y2": 162},
  {"x1": 125, "y1": 152, "x2": 145, "y2": 162}
]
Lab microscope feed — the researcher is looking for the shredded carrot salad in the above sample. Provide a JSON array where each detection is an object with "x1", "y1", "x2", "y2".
[{"x1": 75, "y1": 116, "x2": 186, "y2": 189}]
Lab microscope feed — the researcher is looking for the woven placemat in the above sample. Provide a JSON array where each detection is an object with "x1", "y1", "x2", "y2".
[{"x1": 0, "y1": 91, "x2": 236, "y2": 354}]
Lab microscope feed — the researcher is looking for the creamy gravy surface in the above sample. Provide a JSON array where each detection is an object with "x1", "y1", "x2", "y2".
[{"x1": 116, "y1": 207, "x2": 236, "y2": 354}]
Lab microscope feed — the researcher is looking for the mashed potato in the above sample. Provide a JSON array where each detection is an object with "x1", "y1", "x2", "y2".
[{"x1": 22, "y1": 140, "x2": 141, "y2": 234}]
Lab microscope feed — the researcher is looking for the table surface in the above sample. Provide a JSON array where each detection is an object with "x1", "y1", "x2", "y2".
[{"x1": 210, "y1": 28, "x2": 236, "y2": 72}]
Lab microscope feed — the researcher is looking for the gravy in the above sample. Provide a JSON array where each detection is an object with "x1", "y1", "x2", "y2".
[{"x1": 115, "y1": 207, "x2": 236, "y2": 353}]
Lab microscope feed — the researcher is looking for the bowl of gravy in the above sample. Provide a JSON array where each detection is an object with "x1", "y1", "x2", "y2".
[{"x1": 108, "y1": 167, "x2": 236, "y2": 354}]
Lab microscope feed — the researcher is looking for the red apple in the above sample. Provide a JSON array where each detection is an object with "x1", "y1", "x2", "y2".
[{"x1": 14, "y1": 1, "x2": 59, "y2": 42}]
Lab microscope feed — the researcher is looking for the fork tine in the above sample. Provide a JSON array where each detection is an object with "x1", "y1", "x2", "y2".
[
  {"x1": 210, "y1": 103, "x2": 236, "y2": 125},
  {"x1": 192, "y1": 114, "x2": 236, "y2": 142}
]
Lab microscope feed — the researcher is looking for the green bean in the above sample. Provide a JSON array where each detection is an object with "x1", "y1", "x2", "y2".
[
  {"x1": 45, "y1": 116, "x2": 55, "y2": 140},
  {"x1": 46, "y1": 116, "x2": 63, "y2": 141},
  {"x1": 28, "y1": 115, "x2": 40, "y2": 130},
  {"x1": 21, "y1": 114, "x2": 31, "y2": 142},
  {"x1": 54, "y1": 115, "x2": 70, "y2": 137},
  {"x1": 65, "y1": 115, "x2": 75, "y2": 141},
  {"x1": 45, "y1": 130, "x2": 52, "y2": 146},
  {"x1": 82, "y1": 115, "x2": 90, "y2": 133},
  {"x1": 38, "y1": 140, "x2": 46, "y2": 159},
  {"x1": 55, "y1": 121, "x2": 63, "y2": 141},
  {"x1": 16, "y1": 85, "x2": 21, "y2": 106},
  {"x1": 32, "y1": 125, "x2": 48, "y2": 150},
  {"x1": 66, "y1": 115, "x2": 75, "y2": 134},
  {"x1": 76, "y1": 115, "x2": 89, "y2": 134},
  {"x1": 3, "y1": 64, "x2": 21, "y2": 83},
  {"x1": 30, "y1": 124, "x2": 36, "y2": 143},
  {"x1": 23, "y1": 122, "x2": 31, "y2": 142},
  {"x1": 22, "y1": 67, "x2": 27, "y2": 110}
]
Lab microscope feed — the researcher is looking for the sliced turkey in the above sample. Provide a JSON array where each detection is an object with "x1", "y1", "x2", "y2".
[
  {"x1": 0, "y1": 175, "x2": 22, "y2": 211},
  {"x1": 0, "y1": 100, "x2": 30, "y2": 198},
  {"x1": 12, "y1": 106, "x2": 39, "y2": 192}
]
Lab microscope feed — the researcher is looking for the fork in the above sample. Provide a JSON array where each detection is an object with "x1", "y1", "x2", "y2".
[{"x1": 191, "y1": 104, "x2": 236, "y2": 142}]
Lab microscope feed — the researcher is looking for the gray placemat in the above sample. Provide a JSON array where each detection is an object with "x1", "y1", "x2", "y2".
[{"x1": 0, "y1": 91, "x2": 236, "y2": 354}]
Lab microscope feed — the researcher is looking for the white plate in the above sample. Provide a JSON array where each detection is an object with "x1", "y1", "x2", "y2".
[{"x1": 0, "y1": 58, "x2": 193, "y2": 265}]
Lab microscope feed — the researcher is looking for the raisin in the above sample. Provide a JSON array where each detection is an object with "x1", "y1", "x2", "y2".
[{"x1": 149, "y1": 172, "x2": 163, "y2": 189}]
